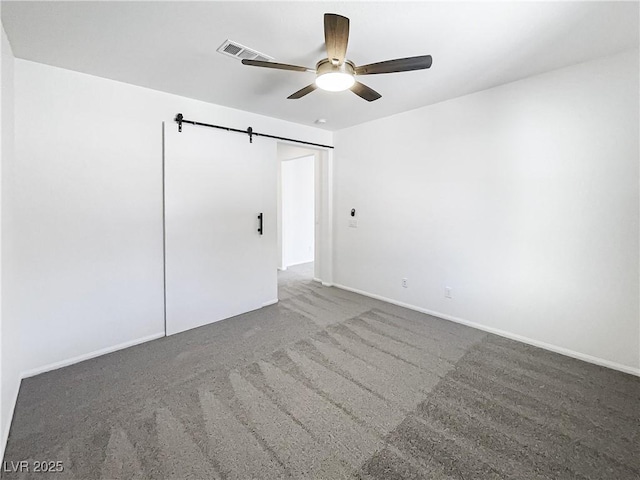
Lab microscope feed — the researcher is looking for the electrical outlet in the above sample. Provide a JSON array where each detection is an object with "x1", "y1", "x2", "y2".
[
  {"x1": 402, "y1": 278, "x2": 408, "y2": 288},
  {"x1": 445, "y1": 286, "x2": 452, "y2": 298}
]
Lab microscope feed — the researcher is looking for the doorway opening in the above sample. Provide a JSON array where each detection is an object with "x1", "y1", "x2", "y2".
[
  {"x1": 278, "y1": 146, "x2": 316, "y2": 277},
  {"x1": 277, "y1": 143, "x2": 329, "y2": 285}
]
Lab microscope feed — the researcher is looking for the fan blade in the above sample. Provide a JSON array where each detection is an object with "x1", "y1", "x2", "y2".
[
  {"x1": 355, "y1": 55, "x2": 432, "y2": 75},
  {"x1": 288, "y1": 83, "x2": 318, "y2": 99},
  {"x1": 242, "y1": 59, "x2": 311, "y2": 72},
  {"x1": 324, "y1": 13, "x2": 350, "y2": 65},
  {"x1": 350, "y1": 81, "x2": 381, "y2": 102}
]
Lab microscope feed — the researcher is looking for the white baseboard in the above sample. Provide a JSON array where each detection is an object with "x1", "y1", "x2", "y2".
[
  {"x1": 321, "y1": 281, "x2": 333, "y2": 287},
  {"x1": 277, "y1": 267, "x2": 287, "y2": 271},
  {"x1": 20, "y1": 332, "x2": 166, "y2": 379},
  {"x1": 1, "y1": 378, "x2": 21, "y2": 462},
  {"x1": 312, "y1": 277, "x2": 322, "y2": 283},
  {"x1": 332, "y1": 283, "x2": 640, "y2": 377},
  {"x1": 262, "y1": 299, "x2": 279, "y2": 307}
]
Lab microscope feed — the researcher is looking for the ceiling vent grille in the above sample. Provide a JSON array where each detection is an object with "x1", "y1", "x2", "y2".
[{"x1": 217, "y1": 40, "x2": 273, "y2": 62}]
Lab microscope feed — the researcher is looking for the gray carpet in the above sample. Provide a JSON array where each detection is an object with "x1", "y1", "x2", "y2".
[{"x1": 3, "y1": 263, "x2": 639, "y2": 479}]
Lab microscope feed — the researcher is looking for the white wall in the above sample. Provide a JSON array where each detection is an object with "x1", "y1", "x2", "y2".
[
  {"x1": 333, "y1": 50, "x2": 639, "y2": 374},
  {"x1": 12, "y1": 59, "x2": 331, "y2": 377},
  {"x1": 0, "y1": 20, "x2": 18, "y2": 461},
  {"x1": 282, "y1": 155, "x2": 315, "y2": 267}
]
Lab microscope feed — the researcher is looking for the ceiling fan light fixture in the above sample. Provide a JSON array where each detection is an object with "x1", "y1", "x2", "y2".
[
  {"x1": 242, "y1": 14, "x2": 432, "y2": 102},
  {"x1": 315, "y1": 72, "x2": 355, "y2": 91}
]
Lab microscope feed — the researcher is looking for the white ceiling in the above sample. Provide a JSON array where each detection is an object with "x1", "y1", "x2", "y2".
[{"x1": 2, "y1": 1, "x2": 638, "y2": 131}]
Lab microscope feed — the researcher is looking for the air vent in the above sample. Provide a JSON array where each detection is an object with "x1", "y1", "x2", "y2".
[
  {"x1": 223, "y1": 43, "x2": 242, "y2": 56},
  {"x1": 217, "y1": 40, "x2": 274, "y2": 62}
]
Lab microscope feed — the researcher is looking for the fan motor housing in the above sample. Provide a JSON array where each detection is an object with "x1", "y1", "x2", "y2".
[{"x1": 316, "y1": 58, "x2": 355, "y2": 76}]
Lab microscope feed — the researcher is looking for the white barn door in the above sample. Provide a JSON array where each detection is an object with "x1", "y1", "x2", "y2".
[{"x1": 164, "y1": 123, "x2": 277, "y2": 336}]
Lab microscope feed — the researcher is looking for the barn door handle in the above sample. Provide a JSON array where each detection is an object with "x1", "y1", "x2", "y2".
[{"x1": 258, "y1": 213, "x2": 263, "y2": 235}]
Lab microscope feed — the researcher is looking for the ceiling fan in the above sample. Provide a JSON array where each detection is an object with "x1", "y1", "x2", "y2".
[{"x1": 241, "y1": 13, "x2": 432, "y2": 102}]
